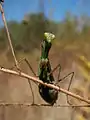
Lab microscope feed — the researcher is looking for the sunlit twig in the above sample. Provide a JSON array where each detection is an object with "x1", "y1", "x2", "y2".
[
  {"x1": 0, "y1": 67, "x2": 90, "y2": 105},
  {"x1": 0, "y1": 4, "x2": 19, "y2": 69}
]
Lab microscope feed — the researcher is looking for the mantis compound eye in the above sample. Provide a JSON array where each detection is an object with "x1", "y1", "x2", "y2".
[{"x1": 44, "y1": 32, "x2": 55, "y2": 43}]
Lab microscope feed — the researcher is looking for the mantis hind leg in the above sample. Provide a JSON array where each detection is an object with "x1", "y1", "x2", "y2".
[
  {"x1": 46, "y1": 62, "x2": 74, "y2": 105},
  {"x1": 57, "y1": 72, "x2": 74, "y2": 105},
  {"x1": 57, "y1": 71, "x2": 75, "y2": 120},
  {"x1": 10, "y1": 58, "x2": 37, "y2": 105},
  {"x1": 10, "y1": 58, "x2": 37, "y2": 77},
  {"x1": 47, "y1": 63, "x2": 75, "y2": 118}
]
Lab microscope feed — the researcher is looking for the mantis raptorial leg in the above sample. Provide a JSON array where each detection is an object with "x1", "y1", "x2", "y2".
[{"x1": 58, "y1": 72, "x2": 74, "y2": 105}]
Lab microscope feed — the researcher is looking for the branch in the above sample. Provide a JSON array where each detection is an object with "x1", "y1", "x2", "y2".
[
  {"x1": 0, "y1": 103, "x2": 89, "y2": 107},
  {"x1": 0, "y1": 4, "x2": 19, "y2": 69},
  {"x1": 0, "y1": 67, "x2": 90, "y2": 104}
]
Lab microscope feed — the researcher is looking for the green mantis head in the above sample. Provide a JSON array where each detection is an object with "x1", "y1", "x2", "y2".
[
  {"x1": 44, "y1": 32, "x2": 55, "y2": 43},
  {"x1": 40, "y1": 32, "x2": 55, "y2": 59}
]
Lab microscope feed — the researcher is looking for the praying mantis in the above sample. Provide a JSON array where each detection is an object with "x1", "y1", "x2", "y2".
[
  {"x1": 38, "y1": 32, "x2": 74, "y2": 105},
  {"x1": 15, "y1": 32, "x2": 74, "y2": 106}
]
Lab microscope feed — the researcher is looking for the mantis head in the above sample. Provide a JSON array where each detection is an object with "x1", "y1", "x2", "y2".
[
  {"x1": 41, "y1": 32, "x2": 55, "y2": 58},
  {"x1": 44, "y1": 32, "x2": 55, "y2": 43}
]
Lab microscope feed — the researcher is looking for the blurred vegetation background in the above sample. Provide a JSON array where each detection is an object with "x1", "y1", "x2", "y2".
[{"x1": 0, "y1": 0, "x2": 90, "y2": 120}]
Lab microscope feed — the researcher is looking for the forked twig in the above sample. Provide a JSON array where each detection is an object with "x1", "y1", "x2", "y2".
[
  {"x1": 0, "y1": 67, "x2": 90, "y2": 105},
  {"x1": 0, "y1": 3, "x2": 19, "y2": 69}
]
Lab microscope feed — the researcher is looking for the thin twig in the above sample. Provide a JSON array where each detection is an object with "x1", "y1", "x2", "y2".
[
  {"x1": 0, "y1": 103, "x2": 89, "y2": 107},
  {"x1": 0, "y1": 67, "x2": 90, "y2": 104},
  {"x1": 0, "y1": 4, "x2": 37, "y2": 105},
  {"x1": 0, "y1": 4, "x2": 19, "y2": 69}
]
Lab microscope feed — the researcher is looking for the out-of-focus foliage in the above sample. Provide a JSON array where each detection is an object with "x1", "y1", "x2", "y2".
[
  {"x1": 71, "y1": 54, "x2": 90, "y2": 120},
  {"x1": 0, "y1": 12, "x2": 90, "y2": 56},
  {"x1": 76, "y1": 55, "x2": 90, "y2": 80},
  {"x1": 1, "y1": 13, "x2": 58, "y2": 53}
]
